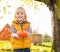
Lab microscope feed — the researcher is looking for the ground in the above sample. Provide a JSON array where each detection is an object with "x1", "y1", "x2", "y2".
[{"x1": 0, "y1": 41, "x2": 52, "y2": 52}]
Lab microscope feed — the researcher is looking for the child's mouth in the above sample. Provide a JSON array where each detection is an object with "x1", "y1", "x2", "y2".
[{"x1": 18, "y1": 16, "x2": 22, "y2": 18}]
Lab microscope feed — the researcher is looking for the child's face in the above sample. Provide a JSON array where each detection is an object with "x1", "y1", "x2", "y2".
[{"x1": 15, "y1": 8, "x2": 26, "y2": 22}]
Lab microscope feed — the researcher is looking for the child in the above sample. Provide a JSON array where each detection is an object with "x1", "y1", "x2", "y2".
[{"x1": 10, "y1": 7, "x2": 32, "y2": 52}]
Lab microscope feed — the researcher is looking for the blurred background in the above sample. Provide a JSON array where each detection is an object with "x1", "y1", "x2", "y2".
[{"x1": 0, "y1": 0, "x2": 53, "y2": 52}]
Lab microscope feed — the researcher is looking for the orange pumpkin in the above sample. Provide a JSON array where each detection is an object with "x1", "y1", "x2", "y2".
[{"x1": 17, "y1": 31, "x2": 28, "y2": 38}]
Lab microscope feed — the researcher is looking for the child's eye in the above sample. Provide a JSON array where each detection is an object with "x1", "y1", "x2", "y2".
[
  {"x1": 17, "y1": 13, "x2": 19, "y2": 15},
  {"x1": 16, "y1": 12, "x2": 24, "y2": 15},
  {"x1": 21, "y1": 13, "x2": 23, "y2": 15}
]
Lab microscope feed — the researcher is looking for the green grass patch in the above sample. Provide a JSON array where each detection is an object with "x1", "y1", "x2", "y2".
[
  {"x1": 0, "y1": 41, "x2": 52, "y2": 52},
  {"x1": 42, "y1": 42, "x2": 52, "y2": 47},
  {"x1": 30, "y1": 42, "x2": 52, "y2": 52}
]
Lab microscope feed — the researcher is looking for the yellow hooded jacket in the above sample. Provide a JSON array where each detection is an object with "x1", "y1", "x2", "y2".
[{"x1": 11, "y1": 20, "x2": 32, "y2": 49}]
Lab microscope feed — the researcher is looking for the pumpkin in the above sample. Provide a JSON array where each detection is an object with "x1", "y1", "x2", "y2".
[{"x1": 17, "y1": 30, "x2": 28, "y2": 38}]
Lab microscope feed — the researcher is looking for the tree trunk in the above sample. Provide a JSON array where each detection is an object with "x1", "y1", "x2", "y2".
[{"x1": 52, "y1": 0, "x2": 60, "y2": 52}]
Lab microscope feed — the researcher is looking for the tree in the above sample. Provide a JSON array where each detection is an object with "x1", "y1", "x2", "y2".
[
  {"x1": 43, "y1": 34, "x2": 52, "y2": 42},
  {"x1": 35, "y1": 0, "x2": 60, "y2": 52}
]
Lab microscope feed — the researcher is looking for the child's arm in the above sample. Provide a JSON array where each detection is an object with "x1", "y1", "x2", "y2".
[
  {"x1": 26, "y1": 25, "x2": 32, "y2": 36},
  {"x1": 10, "y1": 24, "x2": 18, "y2": 38}
]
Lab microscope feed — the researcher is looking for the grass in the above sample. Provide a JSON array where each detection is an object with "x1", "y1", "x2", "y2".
[
  {"x1": 30, "y1": 42, "x2": 52, "y2": 52},
  {"x1": 42, "y1": 42, "x2": 52, "y2": 46},
  {"x1": 0, "y1": 41, "x2": 52, "y2": 52}
]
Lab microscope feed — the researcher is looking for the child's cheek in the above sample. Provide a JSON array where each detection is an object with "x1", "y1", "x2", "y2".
[{"x1": 16, "y1": 15, "x2": 19, "y2": 19}]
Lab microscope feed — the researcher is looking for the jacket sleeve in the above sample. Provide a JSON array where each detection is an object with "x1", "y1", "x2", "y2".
[
  {"x1": 10, "y1": 24, "x2": 18, "y2": 37},
  {"x1": 26, "y1": 25, "x2": 32, "y2": 36}
]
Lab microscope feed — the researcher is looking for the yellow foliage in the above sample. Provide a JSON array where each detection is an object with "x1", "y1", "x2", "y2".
[
  {"x1": 22, "y1": 0, "x2": 33, "y2": 2},
  {"x1": 0, "y1": 0, "x2": 4, "y2": 2}
]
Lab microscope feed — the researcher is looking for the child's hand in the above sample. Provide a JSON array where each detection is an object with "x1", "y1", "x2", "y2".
[
  {"x1": 17, "y1": 30, "x2": 28, "y2": 38},
  {"x1": 12, "y1": 33, "x2": 18, "y2": 38}
]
